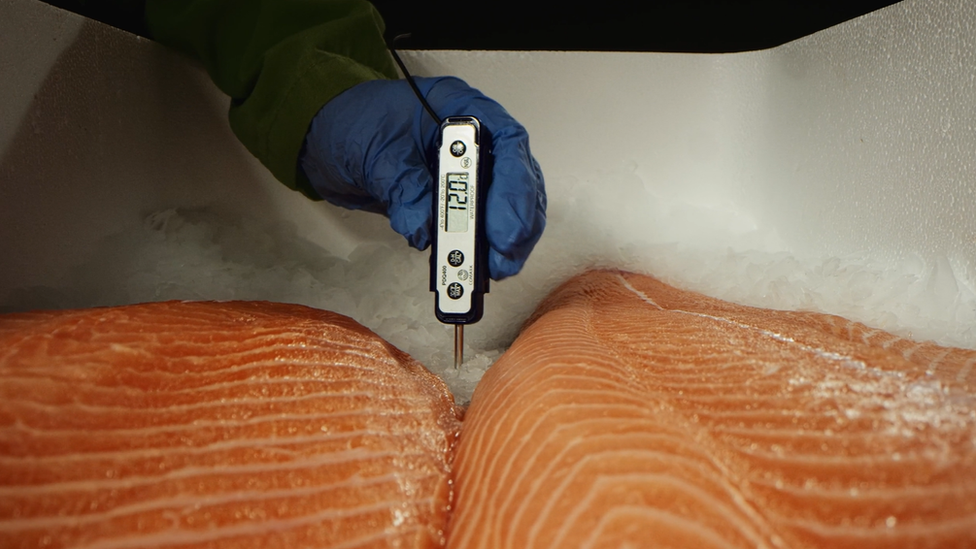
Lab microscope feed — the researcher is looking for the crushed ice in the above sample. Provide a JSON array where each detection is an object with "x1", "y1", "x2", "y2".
[{"x1": 3, "y1": 166, "x2": 976, "y2": 403}]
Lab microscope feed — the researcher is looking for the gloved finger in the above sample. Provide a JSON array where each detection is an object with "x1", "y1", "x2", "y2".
[
  {"x1": 484, "y1": 123, "x2": 547, "y2": 280},
  {"x1": 300, "y1": 113, "x2": 383, "y2": 213},
  {"x1": 488, "y1": 248, "x2": 527, "y2": 282},
  {"x1": 301, "y1": 79, "x2": 436, "y2": 216},
  {"x1": 369, "y1": 144, "x2": 435, "y2": 251}
]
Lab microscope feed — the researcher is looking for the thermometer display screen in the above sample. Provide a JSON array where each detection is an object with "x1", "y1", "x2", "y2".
[{"x1": 446, "y1": 172, "x2": 469, "y2": 233}]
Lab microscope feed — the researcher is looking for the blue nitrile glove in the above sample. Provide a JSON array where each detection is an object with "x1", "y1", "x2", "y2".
[{"x1": 299, "y1": 76, "x2": 546, "y2": 281}]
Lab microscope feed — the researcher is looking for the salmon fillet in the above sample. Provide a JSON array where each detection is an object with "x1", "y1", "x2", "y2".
[
  {"x1": 449, "y1": 270, "x2": 976, "y2": 549},
  {"x1": 0, "y1": 301, "x2": 461, "y2": 549}
]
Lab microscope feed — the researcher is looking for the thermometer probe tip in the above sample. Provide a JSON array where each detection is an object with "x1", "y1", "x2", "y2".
[{"x1": 454, "y1": 325, "x2": 464, "y2": 369}]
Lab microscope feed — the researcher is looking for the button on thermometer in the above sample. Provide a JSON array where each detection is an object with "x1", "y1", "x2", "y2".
[{"x1": 430, "y1": 116, "x2": 490, "y2": 368}]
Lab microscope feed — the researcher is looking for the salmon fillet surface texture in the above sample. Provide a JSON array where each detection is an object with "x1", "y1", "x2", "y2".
[
  {"x1": 448, "y1": 270, "x2": 976, "y2": 549},
  {"x1": 0, "y1": 301, "x2": 461, "y2": 549}
]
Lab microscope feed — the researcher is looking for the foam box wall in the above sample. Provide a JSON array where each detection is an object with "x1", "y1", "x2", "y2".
[{"x1": 2, "y1": 0, "x2": 974, "y2": 303}]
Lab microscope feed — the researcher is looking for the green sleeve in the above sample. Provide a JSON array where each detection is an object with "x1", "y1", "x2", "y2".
[{"x1": 145, "y1": 0, "x2": 399, "y2": 199}]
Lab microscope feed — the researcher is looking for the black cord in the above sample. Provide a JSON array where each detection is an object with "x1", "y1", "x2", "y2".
[{"x1": 389, "y1": 34, "x2": 443, "y2": 126}]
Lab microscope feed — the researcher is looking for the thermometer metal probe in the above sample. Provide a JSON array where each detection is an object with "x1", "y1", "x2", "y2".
[{"x1": 454, "y1": 325, "x2": 463, "y2": 369}]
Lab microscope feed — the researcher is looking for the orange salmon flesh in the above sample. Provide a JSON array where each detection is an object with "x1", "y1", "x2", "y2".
[{"x1": 2, "y1": 270, "x2": 975, "y2": 548}]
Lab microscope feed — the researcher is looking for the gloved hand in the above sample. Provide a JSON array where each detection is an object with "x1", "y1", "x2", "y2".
[{"x1": 299, "y1": 76, "x2": 546, "y2": 281}]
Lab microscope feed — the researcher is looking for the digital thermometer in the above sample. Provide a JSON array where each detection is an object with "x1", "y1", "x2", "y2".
[{"x1": 430, "y1": 116, "x2": 490, "y2": 367}]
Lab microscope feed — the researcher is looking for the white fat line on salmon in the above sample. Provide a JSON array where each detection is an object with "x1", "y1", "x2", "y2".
[
  {"x1": 65, "y1": 500, "x2": 433, "y2": 549},
  {"x1": 711, "y1": 423, "x2": 924, "y2": 445},
  {"x1": 685, "y1": 408, "x2": 820, "y2": 422},
  {"x1": 4, "y1": 382, "x2": 431, "y2": 414},
  {"x1": 528, "y1": 456, "x2": 775, "y2": 549},
  {"x1": 616, "y1": 274, "x2": 889, "y2": 376},
  {"x1": 775, "y1": 512, "x2": 976, "y2": 537},
  {"x1": 0, "y1": 407, "x2": 427, "y2": 442},
  {"x1": 958, "y1": 357, "x2": 976, "y2": 383},
  {"x1": 487, "y1": 407, "x2": 698, "y2": 523},
  {"x1": 0, "y1": 471, "x2": 433, "y2": 531},
  {"x1": 497, "y1": 428, "x2": 765, "y2": 543},
  {"x1": 0, "y1": 447, "x2": 434, "y2": 495},
  {"x1": 925, "y1": 348, "x2": 953, "y2": 376},
  {"x1": 489, "y1": 381, "x2": 657, "y2": 410},
  {"x1": 5, "y1": 327, "x2": 395, "y2": 360},
  {"x1": 0, "y1": 426, "x2": 433, "y2": 465},
  {"x1": 901, "y1": 342, "x2": 921, "y2": 361},
  {"x1": 7, "y1": 332, "x2": 324, "y2": 362},
  {"x1": 613, "y1": 277, "x2": 976, "y2": 446},
  {"x1": 671, "y1": 394, "x2": 826, "y2": 407},
  {"x1": 747, "y1": 476, "x2": 975, "y2": 499},
  {"x1": 860, "y1": 328, "x2": 883, "y2": 344},
  {"x1": 471, "y1": 386, "x2": 779, "y2": 547},
  {"x1": 455, "y1": 397, "x2": 655, "y2": 542},
  {"x1": 727, "y1": 441, "x2": 934, "y2": 465},
  {"x1": 78, "y1": 323, "x2": 375, "y2": 349},
  {"x1": 627, "y1": 359, "x2": 787, "y2": 376},
  {"x1": 4, "y1": 351, "x2": 409, "y2": 382},
  {"x1": 579, "y1": 504, "x2": 751, "y2": 549},
  {"x1": 879, "y1": 334, "x2": 906, "y2": 349},
  {"x1": 2, "y1": 365, "x2": 422, "y2": 398}
]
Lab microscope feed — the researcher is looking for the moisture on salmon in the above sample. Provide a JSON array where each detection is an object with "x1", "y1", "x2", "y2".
[
  {"x1": 448, "y1": 270, "x2": 976, "y2": 549},
  {"x1": 0, "y1": 301, "x2": 461, "y2": 549},
  {"x1": 3, "y1": 271, "x2": 976, "y2": 548}
]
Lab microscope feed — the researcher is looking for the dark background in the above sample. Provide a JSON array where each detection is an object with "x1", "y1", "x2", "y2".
[
  {"x1": 45, "y1": 0, "x2": 903, "y2": 52},
  {"x1": 372, "y1": 1, "x2": 903, "y2": 52}
]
